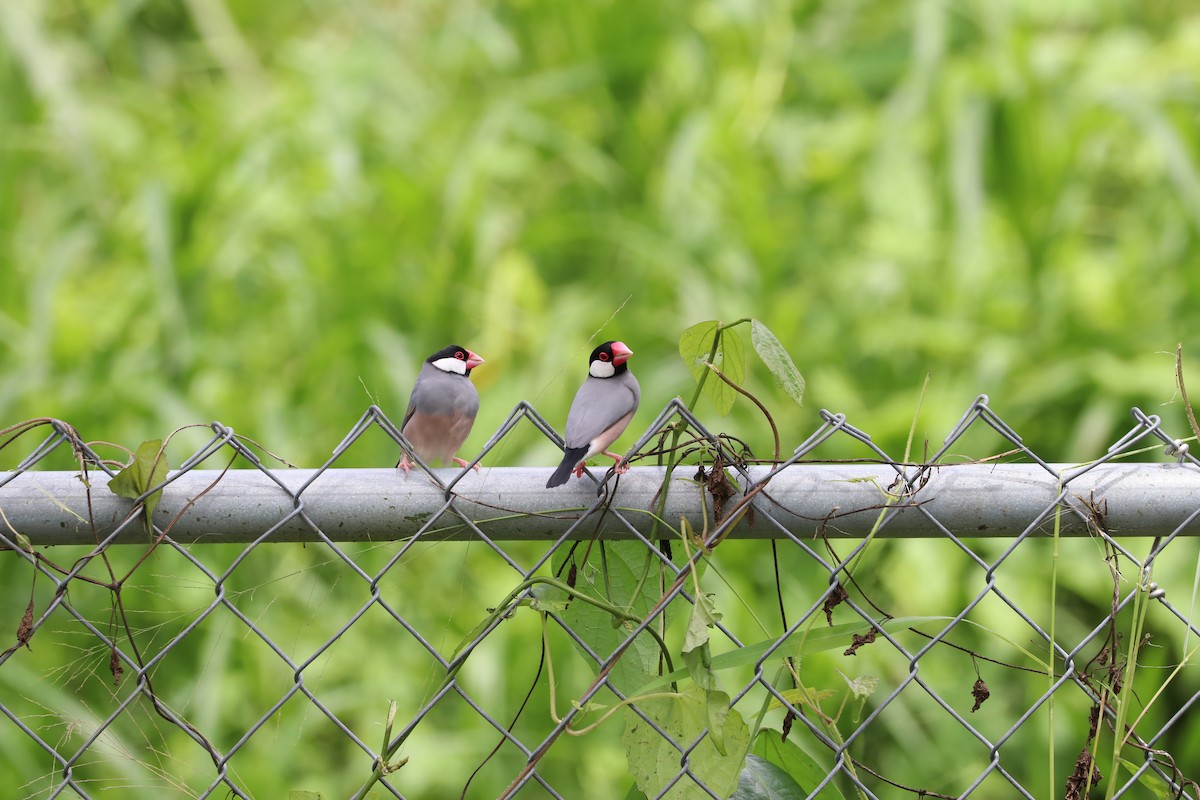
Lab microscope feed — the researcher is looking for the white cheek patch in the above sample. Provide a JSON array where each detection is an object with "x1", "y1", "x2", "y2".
[
  {"x1": 589, "y1": 360, "x2": 616, "y2": 379},
  {"x1": 431, "y1": 356, "x2": 468, "y2": 375}
]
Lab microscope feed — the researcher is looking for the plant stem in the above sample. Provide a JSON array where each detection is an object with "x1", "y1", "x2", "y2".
[
  {"x1": 1048, "y1": 476, "x2": 1063, "y2": 799},
  {"x1": 350, "y1": 573, "x2": 680, "y2": 799},
  {"x1": 649, "y1": 322, "x2": 730, "y2": 537},
  {"x1": 1177, "y1": 342, "x2": 1200, "y2": 443}
]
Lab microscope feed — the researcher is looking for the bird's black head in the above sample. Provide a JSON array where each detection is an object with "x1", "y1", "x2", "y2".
[
  {"x1": 588, "y1": 340, "x2": 633, "y2": 378},
  {"x1": 427, "y1": 344, "x2": 485, "y2": 376}
]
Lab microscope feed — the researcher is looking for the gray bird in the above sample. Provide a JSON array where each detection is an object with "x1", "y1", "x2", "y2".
[
  {"x1": 546, "y1": 340, "x2": 640, "y2": 488},
  {"x1": 397, "y1": 344, "x2": 484, "y2": 475}
]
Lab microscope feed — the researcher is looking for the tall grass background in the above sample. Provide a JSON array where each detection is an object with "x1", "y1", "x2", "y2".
[{"x1": 3, "y1": 1, "x2": 1200, "y2": 797}]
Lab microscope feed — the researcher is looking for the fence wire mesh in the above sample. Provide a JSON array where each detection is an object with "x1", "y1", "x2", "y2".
[{"x1": 2, "y1": 396, "x2": 1200, "y2": 800}]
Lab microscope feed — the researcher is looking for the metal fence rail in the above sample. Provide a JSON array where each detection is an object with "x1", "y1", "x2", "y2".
[
  {"x1": 7, "y1": 462, "x2": 1200, "y2": 546},
  {"x1": 1, "y1": 396, "x2": 1200, "y2": 799}
]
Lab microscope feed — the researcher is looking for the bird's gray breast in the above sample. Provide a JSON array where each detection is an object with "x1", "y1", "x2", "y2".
[{"x1": 409, "y1": 364, "x2": 480, "y2": 418}]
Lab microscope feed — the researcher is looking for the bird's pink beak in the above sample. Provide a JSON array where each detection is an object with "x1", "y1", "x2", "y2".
[
  {"x1": 610, "y1": 341, "x2": 633, "y2": 366},
  {"x1": 466, "y1": 351, "x2": 485, "y2": 370}
]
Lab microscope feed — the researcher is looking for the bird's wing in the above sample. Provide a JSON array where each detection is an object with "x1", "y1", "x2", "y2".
[{"x1": 564, "y1": 376, "x2": 639, "y2": 448}]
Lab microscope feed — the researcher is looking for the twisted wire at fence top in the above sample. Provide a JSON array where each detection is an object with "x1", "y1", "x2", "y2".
[{"x1": 1, "y1": 397, "x2": 1199, "y2": 799}]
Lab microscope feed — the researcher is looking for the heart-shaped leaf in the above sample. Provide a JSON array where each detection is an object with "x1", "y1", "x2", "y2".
[
  {"x1": 679, "y1": 320, "x2": 746, "y2": 415},
  {"x1": 751, "y1": 320, "x2": 805, "y2": 407},
  {"x1": 109, "y1": 439, "x2": 168, "y2": 538}
]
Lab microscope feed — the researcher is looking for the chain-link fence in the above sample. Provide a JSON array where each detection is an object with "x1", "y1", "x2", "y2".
[{"x1": 2, "y1": 396, "x2": 1200, "y2": 799}]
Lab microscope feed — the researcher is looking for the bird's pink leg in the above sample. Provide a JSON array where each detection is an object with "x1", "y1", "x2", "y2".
[
  {"x1": 570, "y1": 453, "x2": 629, "y2": 479},
  {"x1": 397, "y1": 455, "x2": 415, "y2": 475},
  {"x1": 452, "y1": 457, "x2": 481, "y2": 472},
  {"x1": 602, "y1": 451, "x2": 629, "y2": 474}
]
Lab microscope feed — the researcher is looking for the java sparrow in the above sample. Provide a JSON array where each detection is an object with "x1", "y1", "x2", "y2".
[
  {"x1": 546, "y1": 340, "x2": 640, "y2": 488},
  {"x1": 396, "y1": 344, "x2": 484, "y2": 475}
]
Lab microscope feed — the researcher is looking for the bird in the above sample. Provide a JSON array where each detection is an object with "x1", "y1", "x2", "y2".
[
  {"x1": 396, "y1": 344, "x2": 484, "y2": 475},
  {"x1": 546, "y1": 340, "x2": 640, "y2": 488}
]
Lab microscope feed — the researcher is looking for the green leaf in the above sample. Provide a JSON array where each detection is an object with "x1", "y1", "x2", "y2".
[
  {"x1": 708, "y1": 327, "x2": 746, "y2": 415},
  {"x1": 681, "y1": 590, "x2": 726, "y2": 753},
  {"x1": 681, "y1": 642, "x2": 716, "y2": 691},
  {"x1": 528, "y1": 583, "x2": 571, "y2": 615},
  {"x1": 750, "y1": 320, "x2": 805, "y2": 407},
  {"x1": 678, "y1": 320, "x2": 746, "y2": 415},
  {"x1": 730, "y1": 754, "x2": 806, "y2": 800},
  {"x1": 766, "y1": 687, "x2": 835, "y2": 713},
  {"x1": 635, "y1": 616, "x2": 945, "y2": 694},
  {"x1": 1119, "y1": 758, "x2": 1172, "y2": 799},
  {"x1": 706, "y1": 688, "x2": 732, "y2": 757},
  {"x1": 750, "y1": 731, "x2": 845, "y2": 798},
  {"x1": 623, "y1": 684, "x2": 749, "y2": 800},
  {"x1": 108, "y1": 439, "x2": 168, "y2": 538},
  {"x1": 15, "y1": 532, "x2": 33, "y2": 553},
  {"x1": 684, "y1": 591, "x2": 721, "y2": 654},
  {"x1": 681, "y1": 589, "x2": 732, "y2": 752},
  {"x1": 679, "y1": 321, "x2": 719, "y2": 382},
  {"x1": 553, "y1": 542, "x2": 680, "y2": 695},
  {"x1": 839, "y1": 672, "x2": 878, "y2": 699}
]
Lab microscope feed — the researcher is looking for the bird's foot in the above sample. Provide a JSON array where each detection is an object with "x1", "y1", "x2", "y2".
[
  {"x1": 397, "y1": 455, "x2": 414, "y2": 476},
  {"x1": 603, "y1": 451, "x2": 630, "y2": 474},
  {"x1": 453, "y1": 457, "x2": 481, "y2": 472},
  {"x1": 572, "y1": 464, "x2": 586, "y2": 479}
]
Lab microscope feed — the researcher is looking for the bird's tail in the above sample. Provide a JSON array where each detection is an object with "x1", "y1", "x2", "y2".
[{"x1": 546, "y1": 446, "x2": 589, "y2": 488}]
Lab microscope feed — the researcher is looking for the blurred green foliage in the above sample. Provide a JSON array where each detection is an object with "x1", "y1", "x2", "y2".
[
  {"x1": 1, "y1": 0, "x2": 1198, "y2": 464},
  {"x1": 4, "y1": 0, "x2": 1200, "y2": 798}
]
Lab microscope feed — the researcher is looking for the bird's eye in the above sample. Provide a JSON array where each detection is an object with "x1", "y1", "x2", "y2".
[
  {"x1": 599, "y1": 352, "x2": 610, "y2": 362},
  {"x1": 456, "y1": 352, "x2": 465, "y2": 360}
]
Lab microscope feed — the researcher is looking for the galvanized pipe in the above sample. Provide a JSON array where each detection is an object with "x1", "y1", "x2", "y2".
[{"x1": 1, "y1": 463, "x2": 1198, "y2": 548}]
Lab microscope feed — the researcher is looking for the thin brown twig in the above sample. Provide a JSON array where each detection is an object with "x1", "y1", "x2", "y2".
[
  {"x1": 846, "y1": 756, "x2": 958, "y2": 799},
  {"x1": 498, "y1": 468, "x2": 777, "y2": 797},
  {"x1": 703, "y1": 362, "x2": 781, "y2": 462},
  {"x1": 460, "y1": 626, "x2": 548, "y2": 799},
  {"x1": 1178, "y1": 342, "x2": 1200, "y2": 444}
]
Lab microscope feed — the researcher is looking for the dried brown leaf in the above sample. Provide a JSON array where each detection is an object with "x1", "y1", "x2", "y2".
[
  {"x1": 109, "y1": 646, "x2": 124, "y2": 686},
  {"x1": 844, "y1": 628, "x2": 877, "y2": 656},
  {"x1": 1064, "y1": 749, "x2": 1101, "y2": 800},
  {"x1": 970, "y1": 678, "x2": 990, "y2": 712},
  {"x1": 17, "y1": 600, "x2": 34, "y2": 649},
  {"x1": 822, "y1": 584, "x2": 848, "y2": 626}
]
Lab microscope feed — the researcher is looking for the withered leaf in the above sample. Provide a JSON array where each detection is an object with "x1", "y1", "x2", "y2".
[
  {"x1": 970, "y1": 678, "x2": 990, "y2": 712},
  {"x1": 844, "y1": 628, "x2": 877, "y2": 656}
]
